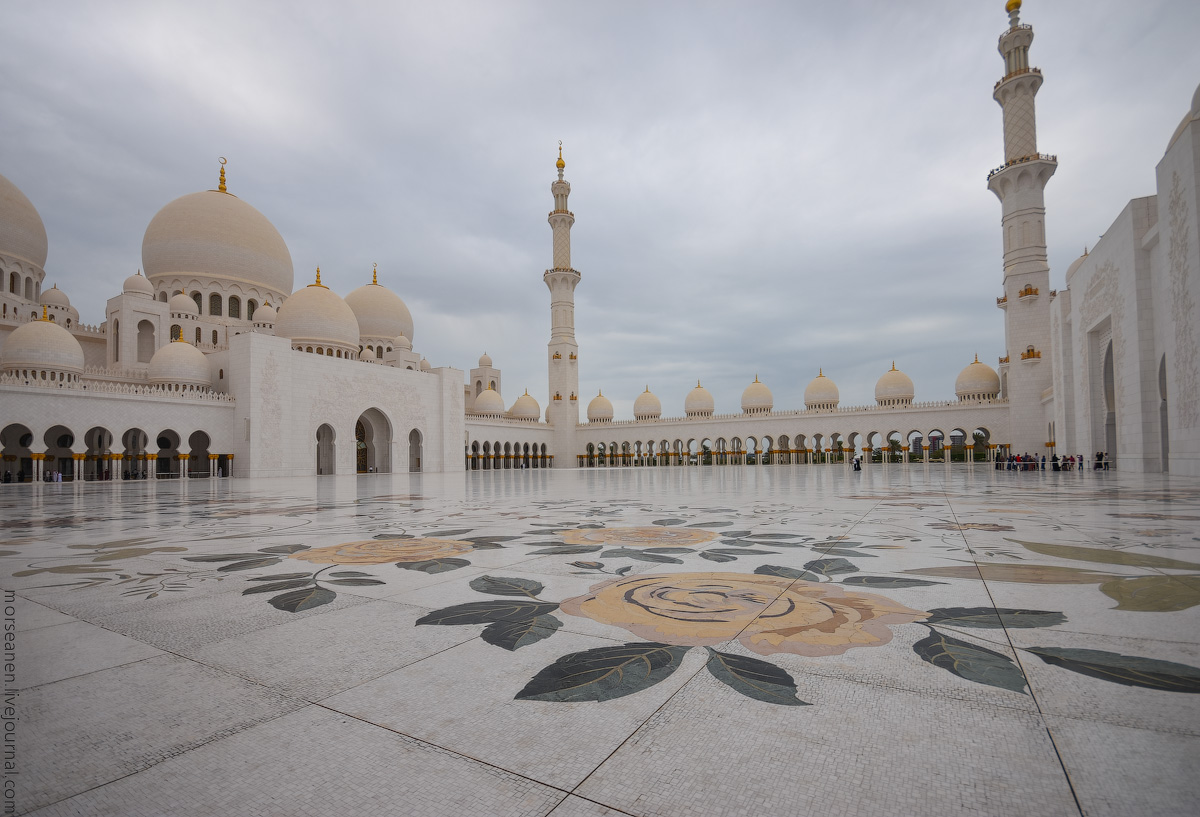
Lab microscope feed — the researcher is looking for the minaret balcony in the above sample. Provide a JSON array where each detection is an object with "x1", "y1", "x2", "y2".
[
  {"x1": 987, "y1": 153, "x2": 1057, "y2": 181},
  {"x1": 1017, "y1": 284, "x2": 1039, "y2": 301},
  {"x1": 994, "y1": 66, "x2": 1040, "y2": 91},
  {"x1": 996, "y1": 295, "x2": 1008, "y2": 308},
  {"x1": 1020, "y1": 347, "x2": 1042, "y2": 361}
]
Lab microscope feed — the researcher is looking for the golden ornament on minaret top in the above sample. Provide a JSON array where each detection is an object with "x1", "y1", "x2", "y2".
[
  {"x1": 1005, "y1": 0, "x2": 1021, "y2": 13},
  {"x1": 556, "y1": 141, "x2": 565, "y2": 170}
]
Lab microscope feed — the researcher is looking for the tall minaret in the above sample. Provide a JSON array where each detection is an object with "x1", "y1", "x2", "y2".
[
  {"x1": 987, "y1": 0, "x2": 1056, "y2": 454},
  {"x1": 544, "y1": 143, "x2": 581, "y2": 465}
]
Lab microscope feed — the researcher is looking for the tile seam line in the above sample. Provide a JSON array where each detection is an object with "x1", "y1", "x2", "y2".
[
  {"x1": 941, "y1": 482, "x2": 1086, "y2": 817},
  {"x1": 306, "y1": 700, "x2": 638, "y2": 816},
  {"x1": 14, "y1": 703, "x2": 308, "y2": 817},
  {"x1": 16, "y1": 653, "x2": 162, "y2": 693}
]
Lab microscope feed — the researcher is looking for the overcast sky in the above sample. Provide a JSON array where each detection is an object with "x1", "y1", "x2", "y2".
[{"x1": 3, "y1": 0, "x2": 1198, "y2": 418}]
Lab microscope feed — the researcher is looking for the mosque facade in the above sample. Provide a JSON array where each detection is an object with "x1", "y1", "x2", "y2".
[{"x1": 1, "y1": 1, "x2": 1197, "y2": 480}]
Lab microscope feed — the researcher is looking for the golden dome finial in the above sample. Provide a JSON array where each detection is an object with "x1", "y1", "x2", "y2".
[
  {"x1": 818, "y1": 368, "x2": 823, "y2": 377},
  {"x1": 556, "y1": 140, "x2": 565, "y2": 170},
  {"x1": 218, "y1": 157, "x2": 227, "y2": 193},
  {"x1": 891, "y1": 361, "x2": 897, "y2": 371},
  {"x1": 1005, "y1": 0, "x2": 1021, "y2": 13},
  {"x1": 311, "y1": 266, "x2": 326, "y2": 288},
  {"x1": 41, "y1": 304, "x2": 48, "y2": 321},
  {"x1": 974, "y1": 353, "x2": 980, "y2": 363},
  {"x1": 697, "y1": 380, "x2": 702, "y2": 387},
  {"x1": 372, "y1": 263, "x2": 378, "y2": 285}
]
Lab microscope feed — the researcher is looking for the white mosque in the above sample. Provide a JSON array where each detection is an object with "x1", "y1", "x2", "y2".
[{"x1": 1, "y1": 1, "x2": 1197, "y2": 480}]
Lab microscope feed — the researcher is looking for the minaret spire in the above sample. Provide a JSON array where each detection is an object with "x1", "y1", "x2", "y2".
[
  {"x1": 544, "y1": 142, "x2": 582, "y2": 462},
  {"x1": 987, "y1": 0, "x2": 1055, "y2": 454}
]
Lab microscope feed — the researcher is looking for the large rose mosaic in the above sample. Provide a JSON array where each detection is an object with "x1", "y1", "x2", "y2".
[
  {"x1": 290, "y1": 538, "x2": 475, "y2": 565},
  {"x1": 560, "y1": 572, "x2": 928, "y2": 657},
  {"x1": 559, "y1": 527, "x2": 718, "y2": 548}
]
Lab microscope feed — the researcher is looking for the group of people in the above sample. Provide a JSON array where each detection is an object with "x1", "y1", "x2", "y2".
[
  {"x1": 3, "y1": 469, "x2": 65, "y2": 482},
  {"x1": 999, "y1": 453, "x2": 1047, "y2": 471},
  {"x1": 1093, "y1": 451, "x2": 1111, "y2": 470}
]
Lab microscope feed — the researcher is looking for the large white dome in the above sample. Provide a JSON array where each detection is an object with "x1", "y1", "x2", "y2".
[
  {"x1": 587, "y1": 391, "x2": 614, "y2": 422},
  {"x1": 804, "y1": 370, "x2": 839, "y2": 409},
  {"x1": 684, "y1": 381, "x2": 714, "y2": 417},
  {"x1": 875, "y1": 363, "x2": 915, "y2": 406},
  {"x1": 142, "y1": 186, "x2": 293, "y2": 300},
  {"x1": 148, "y1": 339, "x2": 212, "y2": 388},
  {"x1": 274, "y1": 273, "x2": 361, "y2": 354},
  {"x1": 344, "y1": 274, "x2": 414, "y2": 342},
  {"x1": 633, "y1": 387, "x2": 662, "y2": 420},
  {"x1": 509, "y1": 390, "x2": 540, "y2": 421},
  {"x1": 0, "y1": 313, "x2": 84, "y2": 376},
  {"x1": 955, "y1": 355, "x2": 1001, "y2": 401},
  {"x1": 474, "y1": 387, "x2": 505, "y2": 417},
  {"x1": 0, "y1": 172, "x2": 48, "y2": 269},
  {"x1": 741, "y1": 376, "x2": 773, "y2": 414}
]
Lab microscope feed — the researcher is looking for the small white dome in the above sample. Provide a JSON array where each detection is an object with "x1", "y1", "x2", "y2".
[
  {"x1": 478, "y1": 352, "x2": 493, "y2": 368},
  {"x1": 633, "y1": 386, "x2": 662, "y2": 420},
  {"x1": 875, "y1": 363, "x2": 915, "y2": 405},
  {"x1": 509, "y1": 390, "x2": 540, "y2": 421},
  {"x1": 0, "y1": 172, "x2": 48, "y2": 269},
  {"x1": 394, "y1": 334, "x2": 412, "y2": 351},
  {"x1": 955, "y1": 355, "x2": 1001, "y2": 401},
  {"x1": 344, "y1": 274, "x2": 414, "y2": 343},
  {"x1": 122, "y1": 271, "x2": 155, "y2": 298},
  {"x1": 684, "y1": 381, "x2": 714, "y2": 417},
  {"x1": 0, "y1": 313, "x2": 85, "y2": 375},
  {"x1": 419, "y1": 357, "x2": 431, "y2": 371},
  {"x1": 804, "y1": 370, "x2": 839, "y2": 409},
  {"x1": 274, "y1": 273, "x2": 361, "y2": 354},
  {"x1": 474, "y1": 386, "x2": 505, "y2": 416},
  {"x1": 148, "y1": 339, "x2": 212, "y2": 388},
  {"x1": 1065, "y1": 248, "x2": 1089, "y2": 282},
  {"x1": 39, "y1": 285, "x2": 70, "y2": 308},
  {"x1": 142, "y1": 187, "x2": 293, "y2": 301},
  {"x1": 587, "y1": 391, "x2": 614, "y2": 422},
  {"x1": 255, "y1": 301, "x2": 276, "y2": 324},
  {"x1": 169, "y1": 293, "x2": 199, "y2": 316},
  {"x1": 740, "y1": 376, "x2": 773, "y2": 414}
]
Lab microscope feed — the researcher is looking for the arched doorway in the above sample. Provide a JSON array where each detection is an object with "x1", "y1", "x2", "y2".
[
  {"x1": 1, "y1": 424, "x2": 34, "y2": 482},
  {"x1": 137, "y1": 320, "x2": 156, "y2": 363},
  {"x1": 316, "y1": 424, "x2": 336, "y2": 475},
  {"x1": 409, "y1": 429, "x2": 423, "y2": 472},
  {"x1": 356, "y1": 409, "x2": 392, "y2": 473},
  {"x1": 156, "y1": 430, "x2": 180, "y2": 477},
  {"x1": 189, "y1": 431, "x2": 212, "y2": 477},
  {"x1": 42, "y1": 425, "x2": 75, "y2": 480},
  {"x1": 123, "y1": 428, "x2": 149, "y2": 478}
]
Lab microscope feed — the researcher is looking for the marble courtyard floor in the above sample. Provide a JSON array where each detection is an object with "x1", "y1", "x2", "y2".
[{"x1": 5, "y1": 465, "x2": 1200, "y2": 816}]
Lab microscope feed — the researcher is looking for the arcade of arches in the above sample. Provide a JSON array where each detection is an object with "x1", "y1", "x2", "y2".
[
  {"x1": 467, "y1": 440, "x2": 551, "y2": 470},
  {"x1": 575, "y1": 428, "x2": 1001, "y2": 467},
  {"x1": 0, "y1": 422, "x2": 233, "y2": 482}
]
